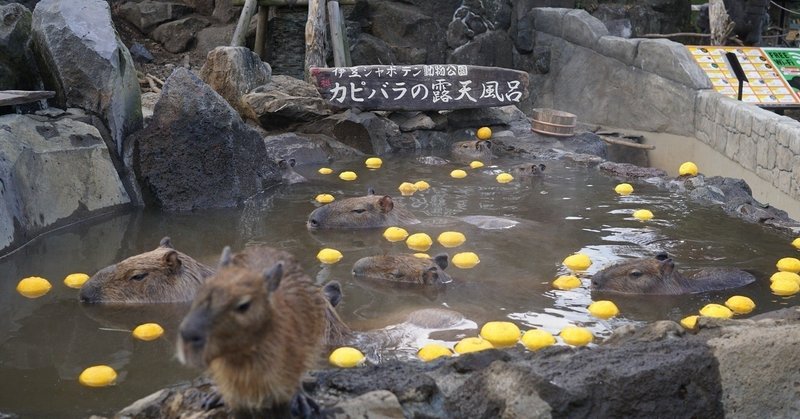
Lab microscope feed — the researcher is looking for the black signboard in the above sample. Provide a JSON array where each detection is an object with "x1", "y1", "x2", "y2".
[{"x1": 310, "y1": 64, "x2": 530, "y2": 111}]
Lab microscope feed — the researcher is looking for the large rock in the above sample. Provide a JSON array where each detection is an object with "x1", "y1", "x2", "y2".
[
  {"x1": 0, "y1": 112, "x2": 130, "y2": 255},
  {"x1": 151, "y1": 16, "x2": 210, "y2": 54},
  {"x1": 200, "y1": 46, "x2": 271, "y2": 117},
  {"x1": 332, "y1": 111, "x2": 401, "y2": 155},
  {"x1": 262, "y1": 132, "x2": 362, "y2": 165},
  {"x1": 133, "y1": 68, "x2": 279, "y2": 211},
  {"x1": 117, "y1": 0, "x2": 193, "y2": 33},
  {"x1": 0, "y1": 3, "x2": 40, "y2": 91},
  {"x1": 32, "y1": 0, "x2": 142, "y2": 156},
  {"x1": 447, "y1": 30, "x2": 514, "y2": 68},
  {"x1": 350, "y1": 33, "x2": 397, "y2": 66},
  {"x1": 592, "y1": 0, "x2": 691, "y2": 38},
  {"x1": 241, "y1": 75, "x2": 331, "y2": 129}
]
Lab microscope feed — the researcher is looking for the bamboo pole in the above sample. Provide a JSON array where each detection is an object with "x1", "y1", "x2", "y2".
[
  {"x1": 255, "y1": 5, "x2": 268, "y2": 59},
  {"x1": 598, "y1": 135, "x2": 656, "y2": 150},
  {"x1": 339, "y1": 5, "x2": 351, "y2": 66},
  {"x1": 305, "y1": 0, "x2": 327, "y2": 82},
  {"x1": 327, "y1": 0, "x2": 346, "y2": 67},
  {"x1": 232, "y1": 0, "x2": 259, "y2": 46}
]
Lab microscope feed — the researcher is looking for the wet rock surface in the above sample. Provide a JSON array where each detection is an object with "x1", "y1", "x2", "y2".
[
  {"x1": 200, "y1": 46, "x2": 271, "y2": 116},
  {"x1": 132, "y1": 68, "x2": 279, "y2": 211},
  {"x1": 242, "y1": 75, "x2": 332, "y2": 129},
  {"x1": 0, "y1": 3, "x2": 40, "y2": 91}
]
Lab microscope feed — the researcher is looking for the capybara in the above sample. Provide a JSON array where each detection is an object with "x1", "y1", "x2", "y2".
[
  {"x1": 79, "y1": 237, "x2": 214, "y2": 304},
  {"x1": 591, "y1": 252, "x2": 756, "y2": 294},
  {"x1": 509, "y1": 162, "x2": 546, "y2": 178},
  {"x1": 177, "y1": 246, "x2": 328, "y2": 418},
  {"x1": 416, "y1": 156, "x2": 449, "y2": 166},
  {"x1": 307, "y1": 189, "x2": 420, "y2": 230},
  {"x1": 450, "y1": 140, "x2": 494, "y2": 163},
  {"x1": 352, "y1": 254, "x2": 452, "y2": 286},
  {"x1": 278, "y1": 158, "x2": 307, "y2": 184}
]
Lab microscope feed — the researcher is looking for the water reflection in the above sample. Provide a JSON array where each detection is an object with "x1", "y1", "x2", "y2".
[{"x1": 0, "y1": 155, "x2": 794, "y2": 416}]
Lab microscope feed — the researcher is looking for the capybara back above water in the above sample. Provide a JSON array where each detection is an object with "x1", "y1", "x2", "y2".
[
  {"x1": 450, "y1": 140, "x2": 494, "y2": 163},
  {"x1": 591, "y1": 252, "x2": 756, "y2": 295},
  {"x1": 176, "y1": 246, "x2": 328, "y2": 416},
  {"x1": 352, "y1": 254, "x2": 453, "y2": 286},
  {"x1": 79, "y1": 237, "x2": 214, "y2": 304},
  {"x1": 307, "y1": 189, "x2": 420, "y2": 230}
]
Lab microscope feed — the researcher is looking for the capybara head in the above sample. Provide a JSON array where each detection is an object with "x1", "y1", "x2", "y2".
[
  {"x1": 352, "y1": 254, "x2": 452, "y2": 286},
  {"x1": 451, "y1": 140, "x2": 493, "y2": 163},
  {"x1": 509, "y1": 163, "x2": 546, "y2": 177},
  {"x1": 591, "y1": 252, "x2": 677, "y2": 294},
  {"x1": 177, "y1": 246, "x2": 327, "y2": 410},
  {"x1": 79, "y1": 237, "x2": 213, "y2": 304},
  {"x1": 307, "y1": 189, "x2": 419, "y2": 230},
  {"x1": 278, "y1": 158, "x2": 307, "y2": 184}
]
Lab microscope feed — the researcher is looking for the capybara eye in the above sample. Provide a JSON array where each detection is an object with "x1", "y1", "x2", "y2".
[
  {"x1": 630, "y1": 270, "x2": 643, "y2": 278},
  {"x1": 352, "y1": 209, "x2": 366, "y2": 214},
  {"x1": 236, "y1": 300, "x2": 251, "y2": 313},
  {"x1": 130, "y1": 273, "x2": 149, "y2": 281}
]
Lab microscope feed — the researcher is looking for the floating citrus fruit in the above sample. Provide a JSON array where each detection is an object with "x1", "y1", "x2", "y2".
[
  {"x1": 480, "y1": 321, "x2": 521, "y2": 347},
  {"x1": 552, "y1": 275, "x2": 581, "y2": 290},
  {"x1": 406, "y1": 233, "x2": 433, "y2": 252},
  {"x1": 771, "y1": 278, "x2": 800, "y2": 296},
  {"x1": 417, "y1": 344, "x2": 453, "y2": 362},
  {"x1": 317, "y1": 248, "x2": 343, "y2": 264},
  {"x1": 454, "y1": 337, "x2": 494, "y2": 354},
  {"x1": 339, "y1": 171, "x2": 357, "y2": 181},
  {"x1": 776, "y1": 257, "x2": 800, "y2": 273},
  {"x1": 63, "y1": 273, "x2": 90, "y2": 289},
  {"x1": 365, "y1": 157, "x2": 382, "y2": 169},
  {"x1": 398, "y1": 182, "x2": 418, "y2": 196},
  {"x1": 559, "y1": 326, "x2": 593, "y2": 346},
  {"x1": 79, "y1": 365, "x2": 117, "y2": 387},
  {"x1": 563, "y1": 253, "x2": 592, "y2": 271},
  {"x1": 680, "y1": 315, "x2": 699, "y2": 329},
  {"x1": 614, "y1": 183, "x2": 633, "y2": 196},
  {"x1": 633, "y1": 209, "x2": 654, "y2": 220},
  {"x1": 770, "y1": 271, "x2": 800, "y2": 286},
  {"x1": 383, "y1": 227, "x2": 409, "y2": 242},
  {"x1": 450, "y1": 169, "x2": 467, "y2": 179},
  {"x1": 452, "y1": 252, "x2": 480, "y2": 269},
  {"x1": 521, "y1": 330, "x2": 556, "y2": 351},
  {"x1": 587, "y1": 300, "x2": 619, "y2": 319},
  {"x1": 315, "y1": 194, "x2": 334, "y2": 203},
  {"x1": 318, "y1": 167, "x2": 333, "y2": 175},
  {"x1": 469, "y1": 161, "x2": 484, "y2": 169},
  {"x1": 414, "y1": 180, "x2": 430, "y2": 191},
  {"x1": 16, "y1": 276, "x2": 52, "y2": 298},
  {"x1": 413, "y1": 253, "x2": 431, "y2": 259},
  {"x1": 476, "y1": 127, "x2": 492, "y2": 140},
  {"x1": 724, "y1": 296, "x2": 755, "y2": 314},
  {"x1": 437, "y1": 231, "x2": 466, "y2": 248},
  {"x1": 679, "y1": 161, "x2": 698, "y2": 176},
  {"x1": 699, "y1": 303, "x2": 733, "y2": 319},
  {"x1": 792, "y1": 237, "x2": 800, "y2": 250},
  {"x1": 132, "y1": 323, "x2": 164, "y2": 341},
  {"x1": 329, "y1": 347, "x2": 365, "y2": 368},
  {"x1": 496, "y1": 173, "x2": 514, "y2": 183}
]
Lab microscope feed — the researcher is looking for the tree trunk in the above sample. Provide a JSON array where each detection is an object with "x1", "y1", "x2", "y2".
[
  {"x1": 709, "y1": 0, "x2": 734, "y2": 46},
  {"x1": 305, "y1": 0, "x2": 327, "y2": 82}
]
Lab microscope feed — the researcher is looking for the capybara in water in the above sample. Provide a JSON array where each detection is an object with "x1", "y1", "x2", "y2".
[
  {"x1": 450, "y1": 140, "x2": 494, "y2": 163},
  {"x1": 177, "y1": 246, "x2": 329, "y2": 418},
  {"x1": 307, "y1": 189, "x2": 420, "y2": 230},
  {"x1": 591, "y1": 252, "x2": 756, "y2": 294},
  {"x1": 509, "y1": 162, "x2": 546, "y2": 178},
  {"x1": 416, "y1": 156, "x2": 449, "y2": 166},
  {"x1": 79, "y1": 237, "x2": 214, "y2": 304},
  {"x1": 278, "y1": 158, "x2": 307, "y2": 184},
  {"x1": 352, "y1": 254, "x2": 453, "y2": 286}
]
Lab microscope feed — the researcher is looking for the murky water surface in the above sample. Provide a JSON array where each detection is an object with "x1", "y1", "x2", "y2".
[{"x1": 0, "y1": 155, "x2": 796, "y2": 417}]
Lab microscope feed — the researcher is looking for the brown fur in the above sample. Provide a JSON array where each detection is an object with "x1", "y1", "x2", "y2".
[
  {"x1": 450, "y1": 140, "x2": 494, "y2": 164},
  {"x1": 79, "y1": 237, "x2": 213, "y2": 304},
  {"x1": 176, "y1": 246, "x2": 327, "y2": 413},
  {"x1": 307, "y1": 191, "x2": 420, "y2": 230},
  {"x1": 352, "y1": 254, "x2": 452, "y2": 286},
  {"x1": 591, "y1": 253, "x2": 756, "y2": 295},
  {"x1": 508, "y1": 162, "x2": 546, "y2": 178}
]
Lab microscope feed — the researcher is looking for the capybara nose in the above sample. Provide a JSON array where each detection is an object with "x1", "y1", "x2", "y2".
[
  {"x1": 78, "y1": 285, "x2": 100, "y2": 303},
  {"x1": 180, "y1": 327, "x2": 206, "y2": 347}
]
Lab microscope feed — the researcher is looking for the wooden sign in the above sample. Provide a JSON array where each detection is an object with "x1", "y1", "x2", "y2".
[{"x1": 310, "y1": 65, "x2": 529, "y2": 111}]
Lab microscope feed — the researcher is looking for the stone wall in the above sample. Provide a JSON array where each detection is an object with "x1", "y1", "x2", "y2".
[{"x1": 527, "y1": 8, "x2": 800, "y2": 208}]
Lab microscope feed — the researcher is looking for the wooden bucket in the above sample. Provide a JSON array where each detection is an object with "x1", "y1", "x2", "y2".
[{"x1": 531, "y1": 108, "x2": 576, "y2": 137}]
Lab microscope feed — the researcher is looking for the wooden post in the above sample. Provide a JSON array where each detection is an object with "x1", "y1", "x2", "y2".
[
  {"x1": 305, "y1": 0, "x2": 327, "y2": 82},
  {"x1": 232, "y1": 0, "x2": 259, "y2": 47},
  {"x1": 327, "y1": 0, "x2": 346, "y2": 67},
  {"x1": 255, "y1": 5, "x2": 268, "y2": 59},
  {"x1": 339, "y1": 7, "x2": 351, "y2": 66}
]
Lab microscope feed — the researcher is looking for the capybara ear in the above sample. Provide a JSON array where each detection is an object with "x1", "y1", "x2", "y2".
[
  {"x1": 655, "y1": 252, "x2": 669, "y2": 261},
  {"x1": 278, "y1": 159, "x2": 289, "y2": 169},
  {"x1": 484, "y1": 140, "x2": 492, "y2": 149},
  {"x1": 289, "y1": 158, "x2": 296, "y2": 167},
  {"x1": 434, "y1": 254, "x2": 449, "y2": 270},
  {"x1": 658, "y1": 257, "x2": 675, "y2": 277},
  {"x1": 163, "y1": 250, "x2": 182, "y2": 271},
  {"x1": 263, "y1": 262, "x2": 283, "y2": 292},
  {"x1": 159, "y1": 236, "x2": 174, "y2": 249},
  {"x1": 322, "y1": 281, "x2": 343, "y2": 307},
  {"x1": 378, "y1": 196, "x2": 394, "y2": 213},
  {"x1": 538, "y1": 164, "x2": 546, "y2": 171},
  {"x1": 218, "y1": 246, "x2": 233, "y2": 268},
  {"x1": 367, "y1": 187, "x2": 376, "y2": 195}
]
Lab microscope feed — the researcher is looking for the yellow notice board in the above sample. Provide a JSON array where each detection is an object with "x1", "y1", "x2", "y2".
[{"x1": 687, "y1": 46, "x2": 800, "y2": 106}]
